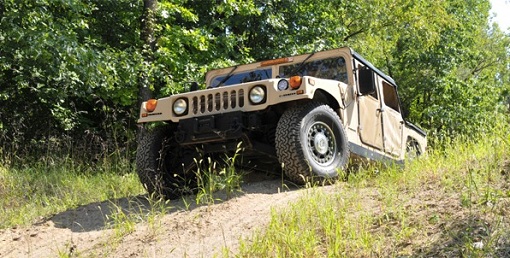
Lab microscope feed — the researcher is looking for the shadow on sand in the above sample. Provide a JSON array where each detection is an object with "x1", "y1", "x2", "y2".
[{"x1": 49, "y1": 173, "x2": 299, "y2": 233}]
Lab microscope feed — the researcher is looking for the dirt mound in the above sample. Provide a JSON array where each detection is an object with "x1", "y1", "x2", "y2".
[{"x1": 0, "y1": 179, "x2": 308, "y2": 257}]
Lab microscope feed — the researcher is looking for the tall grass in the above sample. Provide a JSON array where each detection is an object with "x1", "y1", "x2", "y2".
[
  {"x1": 194, "y1": 146, "x2": 244, "y2": 205},
  {"x1": 236, "y1": 133, "x2": 510, "y2": 257},
  {"x1": 0, "y1": 158, "x2": 144, "y2": 228}
]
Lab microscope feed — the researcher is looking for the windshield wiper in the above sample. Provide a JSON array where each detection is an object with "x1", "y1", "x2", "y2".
[
  {"x1": 285, "y1": 51, "x2": 316, "y2": 77},
  {"x1": 214, "y1": 65, "x2": 238, "y2": 88}
]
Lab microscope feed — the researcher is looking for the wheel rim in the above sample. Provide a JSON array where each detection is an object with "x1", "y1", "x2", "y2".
[{"x1": 306, "y1": 121, "x2": 337, "y2": 166}]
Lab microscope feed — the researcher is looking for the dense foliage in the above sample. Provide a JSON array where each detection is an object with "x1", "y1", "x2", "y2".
[
  {"x1": 1, "y1": 0, "x2": 509, "y2": 164},
  {"x1": 0, "y1": 0, "x2": 143, "y2": 161}
]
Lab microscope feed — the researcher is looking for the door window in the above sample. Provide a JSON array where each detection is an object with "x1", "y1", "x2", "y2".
[{"x1": 382, "y1": 81, "x2": 400, "y2": 112}]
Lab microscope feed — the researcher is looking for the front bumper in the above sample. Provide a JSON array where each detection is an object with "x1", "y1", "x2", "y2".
[{"x1": 175, "y1": 112, "x2": 243, "y2": 145}]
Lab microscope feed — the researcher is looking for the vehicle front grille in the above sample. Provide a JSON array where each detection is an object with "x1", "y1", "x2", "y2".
[{"x1": 191, "y1": 89, "x2": 245, "y2": 115}]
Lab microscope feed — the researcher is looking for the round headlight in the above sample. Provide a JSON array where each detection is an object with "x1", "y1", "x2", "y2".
[
  {"x1": 249, "y1": 86, "x2": 266, "y2": 104},
  {"x1": 277, "y1": 79, "x2": 289, "y2": 91},
  {"x1": 173, "y1": 98, "x2": 187, "y2": 115}
]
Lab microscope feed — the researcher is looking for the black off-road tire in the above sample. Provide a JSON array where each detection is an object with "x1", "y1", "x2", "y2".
[
  {"x1": 136, "y1": 125, "x2": 197, "y2": 200},
  {"x1": 275, "y1": 101, "x2": 350, "y2": 184}
]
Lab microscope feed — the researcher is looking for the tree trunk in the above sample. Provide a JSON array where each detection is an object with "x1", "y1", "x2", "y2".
[
  {"x1": 137, "y1": 0, "x2": 157, "y2": 139},
  {"x1": 138, "y1": 0, "x2": 157, "y2": 105}
]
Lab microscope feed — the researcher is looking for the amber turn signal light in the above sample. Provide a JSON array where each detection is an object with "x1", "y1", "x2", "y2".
[
  {"x1": 289, "y1": 76, "x2": 302, "y2": 89},
  {"x1": 145, "y1": 99, "x2": 158, "y2": 112}
]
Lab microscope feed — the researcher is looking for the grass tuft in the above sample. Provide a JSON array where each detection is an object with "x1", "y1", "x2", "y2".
[{"x1": 194, "y1": 145, "x2": 244, "y2": 205}]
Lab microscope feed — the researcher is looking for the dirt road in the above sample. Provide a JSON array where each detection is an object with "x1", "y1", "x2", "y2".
[{"x1": 0, "y1": 178, "x2": 311, "y2": 257}]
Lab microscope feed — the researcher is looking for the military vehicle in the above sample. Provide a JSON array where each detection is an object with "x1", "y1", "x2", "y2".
[{"x1": 136, "y1": 47, "x2": 427, "y2": 199}]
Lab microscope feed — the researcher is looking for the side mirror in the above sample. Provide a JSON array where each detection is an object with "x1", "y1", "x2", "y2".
[{"x1": 358, "y1": 67, "x2": 376, "y2": 95}]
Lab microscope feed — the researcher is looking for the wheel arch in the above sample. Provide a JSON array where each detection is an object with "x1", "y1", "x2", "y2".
[
  {"x1": 272, "y1": 89, "x2": 342, "y2": 120},
  {"x1": 312, "y1": 89, "x2": 341, "y2": 112},
  {"x1": 270, "y1": 89, "x2": 341, "y2": 118}
]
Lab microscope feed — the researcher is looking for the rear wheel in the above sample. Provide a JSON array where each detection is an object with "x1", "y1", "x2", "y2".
[
  {"x1": 406, "y1": 139, "x2": 422, "y2": 160},
  {"x1": 275, "y1": 102, "x2": 350, "y2": 184},
  {"x1": 136, "y1": 126, "x2": 197, "y2": 199}
]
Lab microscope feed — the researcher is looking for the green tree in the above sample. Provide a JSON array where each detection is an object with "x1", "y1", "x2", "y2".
[
  {"x1": 387, "y1": 0, "x2": 510, "y2": 139},
  {"x1": 0, "y1": 0, "x2": 141, "y2": 161}
]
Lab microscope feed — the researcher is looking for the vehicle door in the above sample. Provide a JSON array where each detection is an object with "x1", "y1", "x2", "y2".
[
  {"x1": 380, "y1": 80, "x2": 404, "y2": 156},
  {"x1": 357, "y1": 67, "x2": 384, "y2": 150}
]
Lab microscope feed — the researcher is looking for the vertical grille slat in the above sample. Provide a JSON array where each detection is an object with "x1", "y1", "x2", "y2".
[
  {"x1": 223, "y1": 92, "x2": 229, "y2": 110},
  {"x1": 192, "y1": 96, "x2": 198, "y2": 114},
  {"x1": 215, "y1": 93, "x2": 221, "y2": 111},
  {"x1": 239, "y1": 89, "x2": 244, "y2": 107},
  {"x1": 230, "y1": 90, "x2": 237, "y2": 108},
  {"x1": 207, "y1": 94, "x2": 213, "y2": 112},
  {"x1": 200, "y1": 95, "x2": 206, "y2": 113}
]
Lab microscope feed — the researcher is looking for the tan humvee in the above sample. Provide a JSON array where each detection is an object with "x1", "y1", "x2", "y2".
[{"x1": 136, "y1": 47, "x2": 427, "y2": 199}]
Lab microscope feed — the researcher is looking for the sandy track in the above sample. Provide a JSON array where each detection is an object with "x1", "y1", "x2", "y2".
[{"x1": 0, "y1": 179, "x2": 312, "y2": 257}]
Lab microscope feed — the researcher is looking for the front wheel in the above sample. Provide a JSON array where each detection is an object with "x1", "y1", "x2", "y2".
[
  {"x1": 275, "y1": 102, "x2": 350, "y2": 184},
  {"x1": 136, "y1": 126, "x2": 197, "y2": 199}
]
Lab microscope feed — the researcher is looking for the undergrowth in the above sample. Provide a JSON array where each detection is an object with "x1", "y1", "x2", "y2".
[
  {"x1": 0, "y1": 158, "x2": 144, "y2": 228},
  {"x1": 236, "y1": 133, "x2": 510, "y2": 257}
]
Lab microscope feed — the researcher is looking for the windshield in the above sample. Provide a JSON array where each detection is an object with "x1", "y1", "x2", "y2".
[
  {"x1": 279, "y1": 57, "x2": 348, "y2": 83},
  {"x1": 211, "y1": 68, "x2": 272, "y2": 87}
]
